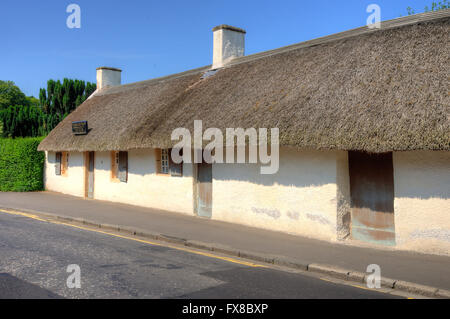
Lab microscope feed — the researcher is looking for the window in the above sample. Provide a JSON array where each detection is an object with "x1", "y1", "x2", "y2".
[
  {"x1": 111, "y1": 151, "x2": 127, "y2": 183},
  {"x1": 156, "y1": 148, "x2": 183, "y2": 177},
  {"x1": 55, "y1": 152, "x2": 62, "y2": 175},
  {"x1": 161, "y1": 149, "x2": 169, "y2": 174}
]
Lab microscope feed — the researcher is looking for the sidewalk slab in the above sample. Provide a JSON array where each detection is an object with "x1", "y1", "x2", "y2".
[{"x1": 1, "y1": 191, "x2": 449, "y2": 293}]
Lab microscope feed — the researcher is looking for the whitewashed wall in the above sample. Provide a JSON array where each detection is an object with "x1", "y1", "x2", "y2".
[
  {"x1": 336, "y1": 151, "x2": 351, "y2": 240},
  {"x1": 45, "y1": 151, "x2": 85, "y2": 197},
  {"x1": 393, "y1": 151, "x2": 450, "y2": 255},
  {"x1": 211, "y1": 148, "x2": 339, "y2": 241},
  {"x1": 44, "y1": 148, "x2": 450, "y2": 254},
  {"x1": 93, "y1": 149, "x2": 194, "y2": 214},
  {"x1": 45, "y1": 148, "x2": 341, "y2": 241}
]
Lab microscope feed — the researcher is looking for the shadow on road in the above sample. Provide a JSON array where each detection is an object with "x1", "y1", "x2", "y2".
[
  {"x1": 176, "y1": 267, "x2": 401, "y2": 299},
  {"x1": 0, "y1": 273, "x2": 63, "y2": 299}
]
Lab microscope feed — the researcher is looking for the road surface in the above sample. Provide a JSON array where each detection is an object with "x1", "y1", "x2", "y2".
[{"x1": 0, "y1": 211, "x2": 400, "y2": 299}]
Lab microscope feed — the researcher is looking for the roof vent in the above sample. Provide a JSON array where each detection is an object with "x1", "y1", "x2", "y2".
[{"x1": 201, "y1": 69, "x2": 219, "y2": 79}]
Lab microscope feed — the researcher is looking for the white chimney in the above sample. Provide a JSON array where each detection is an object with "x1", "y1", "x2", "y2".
[
  {"x1": 212, "y1": 25, "x2": 246, "y2": 69},
  {"x1": 96, "y1": 67, "x2": 122, "y2": 90}
]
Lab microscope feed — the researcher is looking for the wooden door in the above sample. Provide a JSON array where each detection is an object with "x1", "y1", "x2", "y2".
[
  {"x1": 87, "y1": 151, "x2": 95, "y2": 199},
  {"x1": 349, "y1": 151, "x2": 395, "y2": 246},
  {"x1": 196, "y1": 162, "x2": 212, "y2": 218}
]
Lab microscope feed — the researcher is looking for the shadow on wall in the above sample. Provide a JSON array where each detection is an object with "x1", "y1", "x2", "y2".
[
  {"x1": 395, "y1": 181, "x2": 449, "y2": 200},
  {"x1": 48, "y1": 150, "x2": 194, "y2": 179},
  {"x1": 213, "y1": 162, "x2": 335, "y2": 188},
  {"x1": 394, "y1": 173, "x2": 450, "y2": 200},
  {"x1": 49, "y1": 149, "x2": 335, "y2": 188},
  {"x1": 212, "y1": 148, "x2": 336, "y2": 188},
  {"x1": 47, "y1": 152, "x2": 56, "y2": 165},
  {"x1": 394, "y1": 151, "x2": 450, "y2": 200},
  {"x1": 90, "y1": 150, "x2": 194, "y2": 179},
  {"x1": 47, "y1": 151, "x2": 83, "y2": 170}
]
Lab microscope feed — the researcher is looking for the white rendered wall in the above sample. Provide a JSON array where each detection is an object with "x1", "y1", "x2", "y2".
[
  {"x1": 45, "y1": 148, "x2": 340, "y2": 241},
  {"x1": 336, "y1": 151, "x2": 351, "y2": 240},
  {"x1": 93, "y1": 149, "x2": 194, "y2": 215},
  {"x1": 211, "y1": 148, "x2": 339, "y2": 241},
  {"x1": 44, "y1": 151, "x2": 85, "y2": 197},
  {"x1": 43, "y1": 148, "x2": 450, "y2": 254},
  {"x1": 393, "y1": 151, "x2": 450, "y2": 255}
]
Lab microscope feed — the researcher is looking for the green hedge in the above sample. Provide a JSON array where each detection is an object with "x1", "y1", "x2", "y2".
[{"x1": 0, "y1": 137, "x2": 45, "y2": 191}]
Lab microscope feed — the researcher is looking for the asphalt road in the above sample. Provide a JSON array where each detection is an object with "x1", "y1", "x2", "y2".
[{"x1": 0, "y1": 212, "x2": 400, "y2": 299}]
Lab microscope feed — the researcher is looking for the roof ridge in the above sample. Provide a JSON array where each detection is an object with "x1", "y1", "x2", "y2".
[
  {"x1": 97, "y1": 9, "x2": 450, "y2": 95},
  {"x1": 97, "y1": 65, "x2": 211, "y2": 96},
  {"x1": 226, "y1": 9, "x2": 450, "y2": 67}
]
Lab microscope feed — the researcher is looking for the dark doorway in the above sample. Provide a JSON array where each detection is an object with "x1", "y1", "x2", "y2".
[{"x1": 348, "y1": 151, "x2": 395, "y2": 246}]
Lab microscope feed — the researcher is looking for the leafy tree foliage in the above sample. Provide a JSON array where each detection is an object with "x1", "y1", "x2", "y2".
[
  {"x1": 0, "y1": 81, "x2": 29, "y2": 111},
  {"x1": 0, "y1": 105, "x2": 47, "y2": 138},
  {"x1": 0, "y1": 79, "x2": 96, "y2": 138},
  {"x1": 407, "y1": 0, "x2": 449, "y2": 15},
  {"x1": 39, "y1": 79, "x2": 96, "y2": 117}
]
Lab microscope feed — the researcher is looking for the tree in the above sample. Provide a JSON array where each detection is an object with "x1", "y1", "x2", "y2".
[
  {"x1": 27, "y1": 96, "x2": 39, "y2": 107},
  {"x1": 0, "y1": 78, "x2": 96, "y2": 138},
  {"x1": 407, "y1": 1, "x2": 449, "y2": 15},
  {"x1": 0, "y1": 81, "x2": 40, "y2": 137},
  {"x1": 38, "y1": 78, "x2": 96, "y2": 133},
  {"x1": 0, "y1": 105, "x2": 46, "y2": 138},
  {"x1": 0, "y1": 81, "x2": 29, "y2": 111}
]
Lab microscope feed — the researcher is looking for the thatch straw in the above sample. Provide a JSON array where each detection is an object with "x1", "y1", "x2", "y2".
[{"x1": 38, "y1": 12, "x2": 450, "y2": 153}]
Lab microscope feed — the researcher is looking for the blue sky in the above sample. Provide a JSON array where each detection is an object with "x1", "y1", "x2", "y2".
[{"x1": 0, "y1": 0, "x2": 434, "y2": 97}]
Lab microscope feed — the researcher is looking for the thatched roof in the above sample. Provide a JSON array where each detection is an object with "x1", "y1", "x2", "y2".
[{"x1": 39, "y1": 10, "x2": 450, "y2": 153}]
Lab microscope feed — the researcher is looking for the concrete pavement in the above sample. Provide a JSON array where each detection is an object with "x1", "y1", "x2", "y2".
[{"x1": 0, "y1": 191, "x2": 449, "y2": 293}]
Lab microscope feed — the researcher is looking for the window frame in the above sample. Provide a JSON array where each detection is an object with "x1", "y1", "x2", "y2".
[
  {"x1": 55, "y1": 152, "x2": 62, "y2": 176},
  {"x1": 161, "y1": 149, "x2": 170, "y2": 174},
  {"x1": 111, "y1": 151, "x2": 127, "y2": 183},
  {"x1": 156, "y1": 148, "x2": 183, "y2": 177}
]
